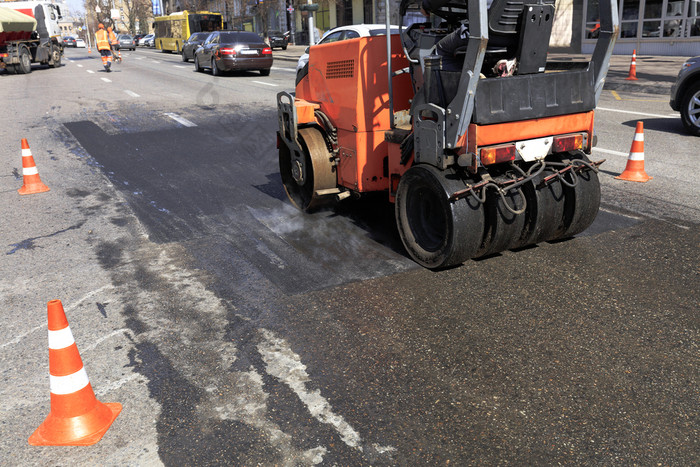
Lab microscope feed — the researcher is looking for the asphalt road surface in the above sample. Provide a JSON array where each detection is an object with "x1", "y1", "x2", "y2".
[{"x1": 1, "y1": 47, "x2": 697, "y2": 465}]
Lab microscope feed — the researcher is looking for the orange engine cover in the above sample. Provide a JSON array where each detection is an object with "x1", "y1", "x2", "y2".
[{"x1": 296, "y1": 34, "x2": 413, "y2": 192}]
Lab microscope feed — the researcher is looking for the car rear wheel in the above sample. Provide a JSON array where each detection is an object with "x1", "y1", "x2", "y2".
[
  {"x1": 680, "y1": 81, "x2": 700, "y2": 136},
  {"x1": 260, "y1": 69, "x2": 270, "y2": 76},
  {"x1": 211, "y1": 58, "x2": 220, "y2": 76},
  {"x1": 182, "y1": 50, "x2": 188, "y2": 62},
  {"x1": 194, "y1": 55, "x2": 201, "y2": 72}
]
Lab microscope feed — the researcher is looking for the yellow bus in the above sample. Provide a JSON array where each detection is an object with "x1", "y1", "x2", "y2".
[{"x1": 154, "y1": 11, "x2": 223, "y2": 53}]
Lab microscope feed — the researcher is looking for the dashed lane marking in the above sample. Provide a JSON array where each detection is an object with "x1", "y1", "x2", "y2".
[
  {"x1": 165, "y1": 112, "x2": 197, "y2": 127},
  {"x1": 611, "y1": 90, "x2": 621, "y2": 100},
  {"x1": 101, "y1": 77, "x2": 112, "y2": 83},
  {"x1": 593, "y1": 147, "x2": 629, "y2": 157},
  {"x1": 87, "y1": 70, "x2": 95, "y2": 73},
  {"x1": 596, "y1": 107, "x2": 676, "y2": 119},
  {"x1": 124, "y1": 90, "x2": 140, "y2": 97},
  {"x1": 252, "y1": 80, "x2": 278, "y2": 87},
  {"x1": 174, "y1": 65, "x2": 188, "y2": 69},
  {"x1": 152, "y1": 60, "x2": 161, "y2": 63},
  {"x1": 77, "y1": 64, "x2": 83, "y2": 67}
]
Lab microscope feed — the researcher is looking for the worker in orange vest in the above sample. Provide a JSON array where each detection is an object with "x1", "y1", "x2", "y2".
[
  {"x1": 107, "y1": 26, "x2": 122, "y2": 63},
  {"x1": 94, "y1": 23, "x2": 112, "y2": 71}
]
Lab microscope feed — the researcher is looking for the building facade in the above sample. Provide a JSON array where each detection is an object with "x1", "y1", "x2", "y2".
[{"x1": 154, "y1": 0, "x2": 698, "y2": 55}]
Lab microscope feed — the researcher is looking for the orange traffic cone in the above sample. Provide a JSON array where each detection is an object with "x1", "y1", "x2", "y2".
[
  {"x1": 625, "y1": 49, "x2": 638, "y2": 81},
  {"x1": 616, "y1": 121, "x2": 652, "y2": 182},
  {"x1": 28, "y1": 300, "x2": 122, "y2": 446},
  {"x1": 18, "y1": 138, "x2": 50, "y2": 195}
]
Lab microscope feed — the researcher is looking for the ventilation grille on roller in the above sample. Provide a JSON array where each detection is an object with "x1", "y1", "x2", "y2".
[{"x1": 326, "y1": 60, "x2": 354, "y2": 79}]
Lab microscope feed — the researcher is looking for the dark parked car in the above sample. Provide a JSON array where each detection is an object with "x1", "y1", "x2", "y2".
[
  {"x1": 62, "y1": 36, "x2": 77, "y2": 47},
  {"x1": 181, "y1": 32, "x2": 209, "y2": 62},
  {"x1": 194, "y1": 30, "x2": 273, "y2": 76},
  {"x1": 670, "y1": 56, "x2": 700, "y2": 136},
  {"x1": 118, "y1": 34, "x2": 136, "y2": 51},
  {"x1": 267, "y1": 30, "x2": 288, "y2": 50}
]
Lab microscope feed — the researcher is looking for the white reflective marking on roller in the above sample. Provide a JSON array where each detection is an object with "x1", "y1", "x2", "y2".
[
  {"x1": 50, "y1": 368, "x2": 90, "y2": 395},
  {"x1": 23, "y1": 166, "x2": 38, "y2": 176},
  {"x1": 628, "y1": 152, "x2": 645, "y2": 161},
  {"x1": 48, "y1": 327, "x2": 75, "y2": 350},
  {"x1": 22, "y1": 149, "x2": 32, "y2": 157}
]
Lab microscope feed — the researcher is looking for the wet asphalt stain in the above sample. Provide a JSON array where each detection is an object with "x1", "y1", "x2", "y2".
[
  {"x1": 96, "y1": 302, "x2": 108, "y2": 318},
  {"x1": 95, "y1": 240, "x2": 125, "y2": 269},
  {"x1": 6, "y1": 221, "x2": 85, "y2": 255}
]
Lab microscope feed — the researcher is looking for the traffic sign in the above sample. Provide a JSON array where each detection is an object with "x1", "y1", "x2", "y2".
[{"x1": 287, "y1": 6, "x2": 294, "y2": 12}]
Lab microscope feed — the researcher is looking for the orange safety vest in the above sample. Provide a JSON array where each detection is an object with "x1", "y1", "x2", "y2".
[
  {"x1": 108, "y1": 30, "x2": 118, "y2": 45},
  {"x1": 95, "y1": 29, "x2": 110, "y2": 51}
]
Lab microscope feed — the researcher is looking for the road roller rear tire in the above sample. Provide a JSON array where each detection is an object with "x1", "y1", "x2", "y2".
[
  {"x1": 476, "y1": 177, "x2": 527, "y2": 257},
  {"x1": 279, "y1": 127, "x2": 336, "y2": 212},
  {"x1": 514, "y1": 165, "x2": 566, "y2": 248},
  {"x1": 554, "y1": 153, "x2": 601, "y2": 239},
  {"x1": 395, "y1": 165, "x2": 484, "y2": 269}
]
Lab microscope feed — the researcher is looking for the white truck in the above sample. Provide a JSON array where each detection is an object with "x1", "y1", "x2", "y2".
[{"x1": 0, "y1": 1, "x2": 63, "y2": 74}]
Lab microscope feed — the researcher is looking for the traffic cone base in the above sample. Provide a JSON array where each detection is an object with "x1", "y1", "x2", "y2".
[
  {"x1": 29, "y1": 300, "x2": 121, "y2": 446},
  {"x1": 615, "y1": 161, "x2": 652, "y2": 182},
  {"x1": 18, "y1": 139, "x2": 50, "y2": 195},
  {"x1": 28, "y1": 400, "x2": 122, "y2": 446},
  {"x1": 616, "y1": 121, "x2": 651, "y2": 182}
]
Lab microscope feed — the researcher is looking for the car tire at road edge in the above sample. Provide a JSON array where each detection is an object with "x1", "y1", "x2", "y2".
[
  {"x1": 211, "y1": 58, "x2": 220, "y2": 76},
  {"x1": 182, "y1": 50, "x2": 188, "y2": 62},
  {"x1": 194, "y1": 55, "x2": 201, "y2": 72},
  {"x1": 680, "y1": 81, "x2": 700, "y2": 136}
]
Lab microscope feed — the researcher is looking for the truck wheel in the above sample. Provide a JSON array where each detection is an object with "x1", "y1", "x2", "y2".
[
  {"x1": 396, "y1": 165, "x2": 484, "y2": 269},
  {"x1": 48, "y1": 44, "x2": 62, "y2": 68},
  {"x1": 4, "y1": 64, "x2": 17, "y2": 74},
  {"x1": 680, "y1": 82, "x2": 700, "y2": 136},
  {"x1": 16, "y1": 46, "x2": 32, "y2": 74}
]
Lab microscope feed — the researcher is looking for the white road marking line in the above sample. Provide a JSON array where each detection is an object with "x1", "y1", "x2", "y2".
[
  {"x1": 596, "y1": 107, "x2": 676, "y2": 119},
  {"x1": 174, "y1": 65, "x2": 188, "y2": 69},
  {"x1": 252, "y1": 80, "x2": 277, "y2": 87},
  {"x1": 256, "y1": 328, "x2": 396, "y2": 453},
  {"x1": 77, "y1": 64, "x2": 83, "y2": 67},
  {"x1": 95, "y1": 373, "x2": 140, "y2": 396},
  {"x1": 165, "y1": 112, "x2": 197, "y2": 127},
  {"x1": 152, "y1": 60, "x2": 161, "y2": 63},
  {"x1": 82, "y1": 329, "x2": 133, "y2": 352},
  {"x1": 135, "y1": 56, "x2": 144, "y2": 60},
  {"x1": 270, "y1": 66, "x2": 295, "y2": 73},
  {"x1": 593, "y1": 147, "x2": 630, "y2": 157},
  {"x1": 101, "y1": 77, "x2": 112, "y2": 83},
  {"x1": 87, "y1": 70, "x2": 95, "y2": 73},
  {"x1": 124, "y1": 90, "x2": 140, "y2": 97}
]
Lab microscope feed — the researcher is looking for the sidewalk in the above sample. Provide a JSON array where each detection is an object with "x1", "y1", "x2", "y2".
[{"x1": 274, "y1": 45, "x2": 686, "y2": 96}]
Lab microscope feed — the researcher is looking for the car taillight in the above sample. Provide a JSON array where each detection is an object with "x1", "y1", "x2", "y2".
[
  {"x1": 480, "y1": 144, "x2": 516, "y2": 166},
  {"x1": 262, "y1": 47, "x2": 272, "y2": 55},
  {"x1": 552, "y1": 134, "x2": 585, "y2": 152},
  {"x1": 219, "y1": 47, "x2": 236, "y2": 56}
]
